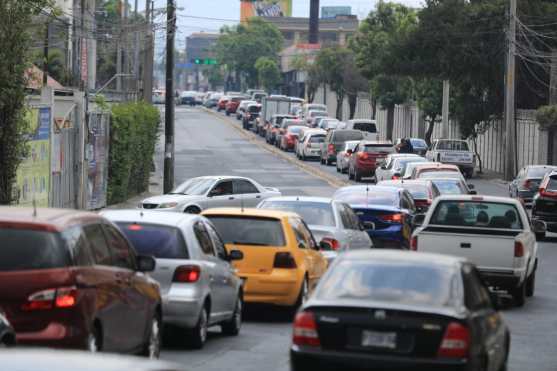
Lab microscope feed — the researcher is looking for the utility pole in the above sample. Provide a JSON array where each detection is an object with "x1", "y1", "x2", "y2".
[
  {"x1": 142, "y1": 0, "x2": 154, "y2": 102},
  {"x1": 164, "y1": 0, "x2": 176, "y2": 193},
  {"x1": 43, "y1": 21, "x2": 49, "y2": 86},
  {"x1": 134, "y1": 0, "x2": 140, "y2": 92},
  {"x1": 504, "y1": 0, "x2": 517, "y2": 181},
  {"x1": 309, "y1": 0, "x2": 320, "y2": 44},
  {"x1": 116, "y1": 0, "x2": 123, "y2": 91},
  {"x1": 442, "y1": 80, "x2": 450, "y2": 138}
]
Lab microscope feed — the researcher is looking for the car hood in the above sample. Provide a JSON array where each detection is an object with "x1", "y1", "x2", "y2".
[{"x1": 142, "y1": 194, "x2": 202, "y2": 205}]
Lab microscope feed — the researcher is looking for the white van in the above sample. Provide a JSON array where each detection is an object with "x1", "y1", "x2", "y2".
[{"x1": 344, "y1": 119, "x2": 379, "y2": 140}]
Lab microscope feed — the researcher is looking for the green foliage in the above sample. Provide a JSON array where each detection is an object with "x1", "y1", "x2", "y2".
[
  {"x1": 107, "y1": 102, "x2": 159, "y2": 205},
  {"x1": 32, "y1": 48, "x2": 69, "y2": 85},
  {"x1": 254, "y1": 57, "x2": 281, "y2": 91},
  {"x1": 215, "y1": 18, "x2": 284, "y2": 87},
  {"x1": 204, "y1": 65, "x2": 225, "y2": 90},
  {"x1": 414, "y1": 78, "x2": 443, "y2": 145},
  {"x1": 535, "y1": 105, "x2": 557, "y2": 131},
  {"x1": 0, "y1": 0, "x2": 51, "y2": 204}
]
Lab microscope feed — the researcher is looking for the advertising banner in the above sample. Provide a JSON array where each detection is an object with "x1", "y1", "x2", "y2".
[
  {"x1": 241, "y1": 0, "x2": 292, "y2": 22},
  {"x1": 16, "y1": 107, "x2": 51, "y2": 207}
]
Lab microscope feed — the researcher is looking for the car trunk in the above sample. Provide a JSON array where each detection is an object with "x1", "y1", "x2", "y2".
[
  {"x1": 310, "y1": 305, "x2": 454, "y2": 358},
  {"x1": 225, "y1": 243, "x2": 283, "y2": 275},
  {"x1": 352, "y1": 207, "x2": 401, "y2": 231}
]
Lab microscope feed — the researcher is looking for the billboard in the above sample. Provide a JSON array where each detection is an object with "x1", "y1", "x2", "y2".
[
  {"x1": 322, "y1": 6, "x2": 352, "y2": 19},
  {"x1": 241, "y1": 0, "x2": 292, "y2": 22}
]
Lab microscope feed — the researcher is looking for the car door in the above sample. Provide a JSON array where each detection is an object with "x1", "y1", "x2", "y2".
[
  {"x1": 462, "y1": 265, "x2": 508, "y2": 371},
  {"x1": 290, "y1": 218, "x2": 327, "y2": 291},
  {"x1": 233, "y1": 179, "x2": 262, "y2": 207},
  {"x1": 205, "y1": 222, "x2": 238, "y2": 317},
  {"x1": 342, "y1": 203, "x2": 373, "y2": 250},
  {"x1": 102, "y1": 223, "x2": 150, "y2": 352},
  {"x1": 193, "y1": 221, "x2": 226, "y2": 323},
  {"x1": 205, "y1": 180, "x2": 237, "y2": 209},
  {"x1": 399, "y1": 191, "x2": 416, "y2": 244}
]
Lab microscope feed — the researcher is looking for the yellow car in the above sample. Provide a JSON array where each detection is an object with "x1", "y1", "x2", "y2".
[{"x1": 202, "y1": 208, "x2": 328, "y2": 307}]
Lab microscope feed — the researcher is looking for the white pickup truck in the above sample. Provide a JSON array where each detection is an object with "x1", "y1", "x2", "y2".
[
  {"x1": 426, "y1": 139, "x2": 475, "y2": 178},
  {"x1": 411, "y1": 195, "x2": 546, "y2": 307}
]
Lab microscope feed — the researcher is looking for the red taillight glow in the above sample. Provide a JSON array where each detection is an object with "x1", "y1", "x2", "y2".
[
  {"x1": 392, "y1": 175, "x2": 400, "y2": 180},
  {"x1": 173, "y1": 265, "x2": 201, "y2": 283},
  {"x1": 273, "y1": 252, "x2": 297, "y2": 269},
  {"x1": 357, "y1": 152, "x2": 369, "y2": 160},
  {"x1": 514, "y1": 241, "x2": 524, "y2": 258},
  {"x1": 411, "y1": 236, "x2": 418, "y2": 251},
  {"x1": 379, "y1": 213, "x2": 404, "y2": 223},
  {"x1": 327, "y1": 144, "x2": 335, "y2": 154},
  {"x1": 321, "y1": 237, "x2": 340, "y2": 251},
  {"x1": 438, "y1": 322, "x2": 470, "y2": 358},
  {"x1": 293, "y1": 311, "x2": 320, "y2": 347},
  {"x1": 22, "y1": 286, "x2": 78, "y2": 311},
  {"x1": 128, "y1": 224, "x2": 143, "y2": 231}
]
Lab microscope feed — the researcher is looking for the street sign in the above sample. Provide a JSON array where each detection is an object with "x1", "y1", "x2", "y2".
[
  {"x1": 176, "y1": 62, "x2": 194, "y2": 69},
  {"x1": 190, "y1": 58, "x2": 218, "y2": 65}
]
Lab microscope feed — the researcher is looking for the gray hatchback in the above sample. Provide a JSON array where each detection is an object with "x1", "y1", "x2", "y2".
[{"x1": 101, "y1": 210, "x2": 244, "y2": 349}]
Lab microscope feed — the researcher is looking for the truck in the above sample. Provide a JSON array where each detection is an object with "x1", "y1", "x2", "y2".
[
  {"x1": 411, "y1": 195, "x2": 545, "y2": 307},
  {"x1": 425, "y1": 139, "x2": 475, "y2": 178},
  {"x1": 262, "y1": 96, "x2": 304, "y2": 125}
]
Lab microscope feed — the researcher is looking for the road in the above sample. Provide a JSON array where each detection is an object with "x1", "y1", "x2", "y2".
[{"x1": 157, "y1": 106, "x2": 557, "y2": 371}]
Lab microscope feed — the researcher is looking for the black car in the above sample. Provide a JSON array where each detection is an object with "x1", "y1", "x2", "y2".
[
  {"x1": 0, "y1": 311, "x2": 15, "y2": 347},
  {"x1": 510, "y1": 165, "x2": 557, "y2": 207},
  {"x1": 532, "y1": 170, "x2": 557, "y2": 233},
  {"x1": 243, "y1": 104, "x2": 261, "y2": 132},
  {"x1": 291, "y1": 250, "x2": 510, "y2": 371}
]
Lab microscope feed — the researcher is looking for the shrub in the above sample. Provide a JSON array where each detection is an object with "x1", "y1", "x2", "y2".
[
  {"x1": 535, "y1": 105, "x2": 557, "y2": 131},
  {"x1": 107, "y1": 102, "x2": 159, "y2": 205}
]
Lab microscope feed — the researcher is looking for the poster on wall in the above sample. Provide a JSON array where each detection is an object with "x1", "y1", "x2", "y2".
[
  {"x1": 240, "y1": 0, "x2": 292, "y2": 22},
  {"x1": 16, "y1": 107, "x2": 51, "y2": 207}
]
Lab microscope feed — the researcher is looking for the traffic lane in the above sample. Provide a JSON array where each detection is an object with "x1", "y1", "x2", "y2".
[{"x1": 173, "y1": 107, "x2": 336, "y2": 197}]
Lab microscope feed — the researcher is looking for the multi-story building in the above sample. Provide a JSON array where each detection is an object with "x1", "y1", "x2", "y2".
[{"x1": 185, "y1": 33, "x2": 220, "y2": 91}]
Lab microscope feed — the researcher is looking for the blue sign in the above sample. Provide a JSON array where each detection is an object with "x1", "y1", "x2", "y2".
[
  {"x1": 176, "y1": 63, "x2": 194, "y2": 69},
  {"x1": 36, "y1": 107, "x2": 51, "y2": 140}
]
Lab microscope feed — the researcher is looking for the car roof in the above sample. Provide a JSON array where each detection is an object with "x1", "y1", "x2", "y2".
[
  {"x1": 336, "y1": 185, "x2": 401, "y2": 195},
  {"x1": 341, "y1": 250, "x2": 466, "y2": 268},
  {"x1": 0, "y1": 207, "x2": 101, "y2": 232},
  {"x1": 415, "y1": 163, "x2": 459, "y2": 170},
  {"x1": 360, "y1": 140, "x2": 393, "y2": 145},
  {"x1": 435, "y1": 195, "x2": 520, "y2": 204},
  {"x1": 261, "y1": 196, "x2": 334, "y2": 205},
  {"x1": 100, "y1": 209, "x2": 199, "y2": 227},
  {"x1": 201, "y1": 208, "x2": 298, "y2": 219},
  {"x1": 378, "y1": 180, "x2": 432, "y2": 187},
  {"x1": 349, "y1": 119, "x2": 376, "y2": 124},
  {"x1": 188, "y1": 175, "x2": 253, "y2": 182}
]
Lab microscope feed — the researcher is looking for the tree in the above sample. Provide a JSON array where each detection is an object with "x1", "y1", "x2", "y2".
[
  {"x1": 414, "y1": 79, "x2": 443, "y2": 146},
  {"x1": 0, "y1": 0, "x2": 51, "y2": 204},
  {"x1": 255, "y1": 57, "x2": 281, "y2": 92},
  {"x1": 32, "y1": 48, "x2": 69, "y2": 85},
  {"x1": 215, "y1": 18, "x2": 284, "y2": 89},
  {"x1": 291, "y1": 55, "x2": 322, "y2": 103},
  {"x1": 343, "y1": 53, "x2": 368, "y2": 119},
  {"x1": 204, "y1": 65, "x2": 224, "y2": 91}
]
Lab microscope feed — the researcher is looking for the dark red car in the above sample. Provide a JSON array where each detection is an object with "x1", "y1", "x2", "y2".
[
  {"x1": 0, "y1": 207, "x2": 162, "y2": 358},
  {"x1": 217, "y1": 96, "x2": 230, "y2": 111},
  {"x1": 225, "y1": 97, "x2": 245, "y2": 116},
  {"x1": 348, "y1": 141, "x2": 395, "y2": 182},
  {"x1": 280, "y1": 125, "x2": 306, "y2": 151}
]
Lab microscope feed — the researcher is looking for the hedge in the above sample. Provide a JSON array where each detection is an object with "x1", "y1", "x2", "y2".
[{"x1": 107, "y1": 102, "x2": 160, "y2": 205}]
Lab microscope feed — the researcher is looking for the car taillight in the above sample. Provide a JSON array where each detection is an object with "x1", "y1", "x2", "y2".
[
  {"x1": 173, "y1": 265, "x2": 201, "y2": 283},
  {"x1": 379, "y1": 213, "x2": 404, "y2": 223},
  {"x1": 392, "y1": 175, "x2": 400, "y2": 180},
  {"x1": 539, "y1": 187, "x2": 557, "y2": 197},
  {"x1": 411, "y1": 236, "x2": 418, "y2": 250},
  {"x1": 321, "y1": 237, "x2": 340, "y2": 250},
  {"x1": 273, "y1": 252, "x2": 297, "y2": 268},
  {"x1": 293, "y1": 311, "x2": 320, "y2": 347},
  {"x1": 22, "y1": 286, "x2": 78, "y2": 311},
  {"x1": 438, "y1": 322, "x2": 470, "y2": 358},
  {"x1": 514, "y1": 241, "x2": 524, "y2": 258},
  {"x1": 357, "y1": 152, "x2": 369, "y2": 160},
  {"x1": 327, "y1": 144, "x2": 335, "y2": 154}
]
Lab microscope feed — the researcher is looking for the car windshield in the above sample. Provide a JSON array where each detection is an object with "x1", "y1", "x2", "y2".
[
  {"x1": 333, "y1": 131, "x2": 364, "y2": 142},
  {"x1": 527, "y1": 167, "x2": 555, "y2": 178},
  {"x1": 430, "y1": 201, "x2": 523, "y2": 229},
  {"x1": 171, "y1": 177, "x2": 215, "y2": 195},
  {"x1": 316, "y1": 260, "x2": 459, "y2": 308},
  {"x1": 258, "y1": 201, "x2": 336, "y2": 227},
  {"x1": 334, "y1": 188, "x2": 399, "y2": 207},
  {"x1": 419, "y1": 171, "x2": 461, "y2": 179},
  {"x1": 436, "y1": 140, "x2": 469, "y2": 151},
  {"x1": 431, "y1": 180, "x2": 467, "y2": 195},
  {"x1": 116, "y1": 223, "x2": 188, "y2": 259},
  {"x1": 205, "y1": 216, "x2": 286, "y2": 246},
  {"x1": 0, "y1": 228, "x2": 69, "y2": 271},
  {"x1": 410, "y1": 139, "x2": 427, "y2": 148},
  {"x1": 344, "y1": 141, "x2": 359, "y2": 151}
]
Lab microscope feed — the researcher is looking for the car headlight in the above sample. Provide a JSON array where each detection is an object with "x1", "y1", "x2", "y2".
[{"x1": 158, "y1": 202, "x2": 178, "y2": 209}]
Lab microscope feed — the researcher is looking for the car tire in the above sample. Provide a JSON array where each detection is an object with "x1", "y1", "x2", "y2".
[
  {"x1": 184, "y1": 206, "x2": 201, "y2": 214},
  {"x1": 511, "y1": 281, "x2": 527, "y2": 307},
  {"x1": 221, "y1": 295, "x2": 242, "y2": 336},
  {"x1": 336, "y1": 164, "x2": 340, "y2": 172},
  {"x1": 526, "y1": 270, "x2": 536, "y2": 297},
  {"x1": 226, "y1": 111, "x2": 230, "y2": 116},
  {"x1": 349, "y1": 167, "x2": 355, "y2": 180},
  {"x1": 326, "y1": 159, "x2": 332, "y2": 166},
  {"x1": 355, "y1": 169, "x2": 362, "y2": 182},
  {"x1": 141, "y1": 314, "x2": 161, "y2": 359},
  {"x1": 293, "y1": 277, "x2": 309, "y2": 310},
  {"x1": 320, "y1": 157, "x2": 325, "y2": 165},
  {"x1": 301, "y1": 153, "x2": 306, "y2": 161},
  {"x1": 189, "y1": 305, "x2": 209, "y2": 349},
  {"x1": 86, "y1": 325, "x2": 101, "y2": 353}
]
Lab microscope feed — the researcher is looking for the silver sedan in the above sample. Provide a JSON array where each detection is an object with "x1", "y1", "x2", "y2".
[
  {"x1": 101, "y1": 210, "x2": 244, "y2": 349},
  {"x1": 257, "y1": 196, "x2": 373, "y2": 263},
  {"x1": 140, "y1": 176, "x2": 281, "y2": 214}
]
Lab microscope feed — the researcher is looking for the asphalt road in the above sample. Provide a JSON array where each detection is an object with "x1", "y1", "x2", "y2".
[{"x1": 158, "y1": 106, "x2": 557, "y2": 371}]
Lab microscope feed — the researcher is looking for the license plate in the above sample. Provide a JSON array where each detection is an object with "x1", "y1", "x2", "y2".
[{"x1": 361, "y1": 330, "x2": 397, "y2": 349}]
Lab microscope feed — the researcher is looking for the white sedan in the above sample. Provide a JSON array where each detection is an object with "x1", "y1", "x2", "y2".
[{"x1": 140, "y1": 176, "x2": 281, "y2": 214}]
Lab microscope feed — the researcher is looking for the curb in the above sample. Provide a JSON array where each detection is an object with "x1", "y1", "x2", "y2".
[{"x1": 203, "y1": 107, "x2": 350, "y2": 189}]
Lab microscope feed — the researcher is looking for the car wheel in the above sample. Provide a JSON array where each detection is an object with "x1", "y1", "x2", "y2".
[
  {"x1": 87, "y1": 325, "x2": 101, "y2": 353},
  {"x1": 355, "y1": 169, "x2": 362, "y2": 182},
  {"x1": 511, "y1": 281, "x2": 527, "y2": 307},
  {"x1": 221, "y1": 295, "x2": 242, "y2": 336},
  {"x1": 526, "y1": 270, "x2": 536, "y2": 297},
  {"x1": 336, "y1": 164, "x2": 340, "y2": 172},
  {"x1": 320, "y1": 157, "x2": 325, "y2": 165},
  {"x1": 326, "y1": 159, "x2": 332, "y2": 166},
  {"x1": 226, "y1": 111, "x2": 230, "y2": 116},
  {"x1": 141, "y1": 314, "x2": 161, "y2": 359},
  {"x1": 184, "y1": 206, "x2": 201, "y2": 214},
  {"x1": 189, "y1": 306, "x2": 209, "y2": 349},
  {"x1": 301, "y1": 153, "x2": 306, "y2": 161},
  {"x1": 293, "y1": 277, "x2": 309, "y2": 310},
  {"x1": 349, "y1": 167, "x2": 355, "y2": 180}
]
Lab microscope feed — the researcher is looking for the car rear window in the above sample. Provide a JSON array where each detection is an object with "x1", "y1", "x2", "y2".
[
  {"x1": 547, "y1": 175, "x2": 557, "y2": 191},
  {"x1": 418, "y1": 171, "x2": 461, "y2": 179},
  {"x1": 431, "y1": 180, "x2": 467, "y2": 195},
  {"x1": 334, "y1": 189, "x2": 399, "y2": 207},
  {"x1": 248, "y1": 106, "x2": 261, "y2": 113},
  {"x1": 205, "y1": 216, "x2": 286, "y2": 246},
  {"x1": 116, "y1": 223, "x2": 189, "y2": 259},
  {"x1": 353, "y1": 122, "x2": 377, "y2": 133},
  {"x1": 333, "y1": 130, "x2": 364, "y2": 142},
  {"x1": 258, "y1": 201, "x2": 336, "y2": 227},
  {"x1": 400, "y1": 184, "x2": 429, "y2": 200},
  {"x1": 430, "y1": 201, "x2": 523, "y2": 229},
  {"x1": 436, "y1": 140, "x2": 469, "y2": 151},
  {"x1": 0, "y1": 228, "x2": 69, "y2": 271},
  {"x1": 316, "y1": 260, "x2": 459, "y2": 308},
  {"x1": 527, "y1": 167, "x2": 554, "y2": 178},
  {"x1": 363, "y1": 144, "x2": 394, "y2": 154},
  {"x1": 410, "y1": 138, "x2": 427, "y2": 147},
  {"x1": 309, "y1": 135, "x2": 325, "y2": 143}
]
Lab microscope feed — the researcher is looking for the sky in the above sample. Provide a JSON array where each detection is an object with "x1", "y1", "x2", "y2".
[{"x1": 150, "y1": 0, "x2": 424, "y2": 49}]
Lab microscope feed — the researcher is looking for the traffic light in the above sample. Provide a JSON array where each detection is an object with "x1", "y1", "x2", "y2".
[{"x1": 190, "y1": 58, "x2": 217, "y2": 65}]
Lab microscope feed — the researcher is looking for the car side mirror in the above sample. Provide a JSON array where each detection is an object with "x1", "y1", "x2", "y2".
[
  {"x1": 532, "y1": 219, "x2": 547, "y2": 241},
  {"x1": 298, "y1": 242, "x2": 307, "y2": 250},
  {"x1": 319, "y1": 239, "x2": 333, "y2": 251},
  {"x1": 137, "y1": 255, "x2": 156, "y2": 272},
  {"x1": 413, "y1": 214, "x2": 426, "y2": 228},
  {"x1": 227, "y1": 250, "x2": 244, "y2": 261}
]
